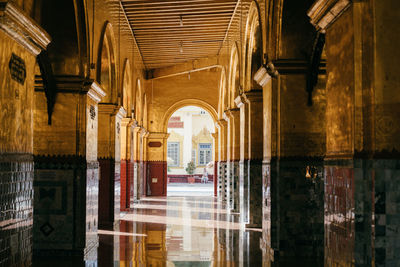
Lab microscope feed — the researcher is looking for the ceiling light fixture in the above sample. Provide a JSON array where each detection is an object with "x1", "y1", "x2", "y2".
[{"x1": 180, "y1": 41, "x2": 183, "y2": 53}]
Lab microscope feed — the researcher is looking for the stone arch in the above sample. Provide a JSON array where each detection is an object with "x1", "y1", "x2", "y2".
[
  {"x1": 97, "y1": 21, "x2": 117, "y2": 103},
  {"x1": 135, "y1": 78, "x2": 143, "y2": 124},
  {"x1": 218, "y1": 68, "x2": 227, "y2": 119},
  {"x1": 228, "y1": 42, "x2": 241, "y2": 108},
  {"x1": 162, "y1": 99, "x2": 218, "y2": 133},
  {"x1": 122, "y1": 59, "x2": 132, "y2": 114},
  {"x1": 244, "y1": 1, "x2": 263, "y2": 91}
]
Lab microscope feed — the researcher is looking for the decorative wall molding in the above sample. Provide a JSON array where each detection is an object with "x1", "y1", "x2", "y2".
[
  {"x1": 87, "y1": 81, "x2": 106, "y2": 103},
  {"x1": 0, "y1": 1, "x2": 50, "y2": 55},
  {"x1": 35, "y1": 75, "x2": 106, "y2": 103},
  {"x1": 308, "y1": 0, "x2": 351, "y2": 31}
]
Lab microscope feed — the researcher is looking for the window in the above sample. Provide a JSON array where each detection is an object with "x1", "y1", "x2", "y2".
[
  {"x1": 191, "y1": 149, "x2": 196, "y2": 164},
  {"x1": 167, "y1": 142, "x2": 179, "y2": 166},
  {"x1": 198, "y1": 143, "x2": 212, "y2": 165}
]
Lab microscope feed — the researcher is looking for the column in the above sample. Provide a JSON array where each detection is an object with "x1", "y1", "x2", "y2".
[
  {"x1": 98, "y1": 105, "x2": 125, "y2": 225},
  {"x1": 33, "y1": 79, "x2": 105, "y2": 256},
  {"x1": 243, "y1": 91, "x2": 263, "y2": 228},
  {"x1": 234, "y1": 95, "x2": 250, "y2": 224},
  {"x1": 215, "y1": 120, "x2": 228, "y2": 201},
  {"x1": 211, "y1": 132, "x2": 219, "y2": 197},
  {"x1": 0, "y1": 2, "x2": 50, "y2": 265},
  {"x1": 145, "y1": 132, "x2": 169, "y2": 196},
  {"x1": 224, "y1": 109, "x2": 241, "y2": 212}
]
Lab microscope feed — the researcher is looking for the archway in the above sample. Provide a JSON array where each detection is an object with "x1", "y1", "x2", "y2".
[
  {"x1": 165, "y1": 106, "x2": 216, "y2": 196},
  {"x1": 143, "y1": 99, "x2": 219, "y2": 197}
]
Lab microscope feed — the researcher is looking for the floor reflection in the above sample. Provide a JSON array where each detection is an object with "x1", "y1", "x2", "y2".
[{"x1": 33, "y1": 195, "x2": 262, "y2": 266}]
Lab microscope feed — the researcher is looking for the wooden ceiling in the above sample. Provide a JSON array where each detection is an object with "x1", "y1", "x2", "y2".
[{"x1": 120, "y1": 0, "x2": 240, "y2": 69}]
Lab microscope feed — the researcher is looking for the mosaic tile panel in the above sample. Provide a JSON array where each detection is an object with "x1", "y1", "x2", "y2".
[
  {"x1": 247, "y1": 159, "x2": 263, "y2": 227},
  {"x1": 217, "y1": 161, "x2": 226, "y2": 201},
  {"x1": 239, "y1": 160, "x2": 249, "y2": 224},
  {"x1": 231, "y1": 161, "x2": 240, "y2": 212},
  {"x1": 0, "y1": 154, "x2": 33, "y2": 267},
  {"x1": 372, "y1": 159, "x2": 400, "y2": 267},
  {"x1": 33, "y1": 156, "x2": 99, "y2": 257}
]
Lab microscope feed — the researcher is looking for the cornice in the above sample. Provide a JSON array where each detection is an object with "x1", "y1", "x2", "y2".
[
  {"x1": 98, "y1": 103, "x2": 118, "y2": 113},
  {"x1": 308, "y1": 0, "x2": 351, "y2": 31},
  {"x1": 0, "y1": 1, "x2": 50, "y2": 55},
  {"x1": 87, "y1": 81, "x2": 106, "y2": 103}
]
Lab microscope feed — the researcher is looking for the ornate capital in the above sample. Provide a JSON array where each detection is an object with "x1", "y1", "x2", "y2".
[
  {"x1": 308, "y1": 0, "x2": 351, "y2": 31},
  {"x1": 86, "y1": 81, "x2": 106, "y2": 103},
  {"x1": 0, "y1": 1, "x2": 51, "y2": 55},
  {"x1": 115, "y1": 106, "x2": 127, "y2": 119},
  {"x1": 234, "y1": 95, "x2": 246, "y2": 108}
]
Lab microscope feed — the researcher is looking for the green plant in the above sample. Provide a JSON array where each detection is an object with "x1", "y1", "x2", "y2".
[{"x1": 185, "y1": 161, "x2": 196, "y2": 175}]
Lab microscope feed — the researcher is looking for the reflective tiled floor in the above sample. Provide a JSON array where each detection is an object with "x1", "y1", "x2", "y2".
[{"x1": 33, "y1": 186, "x2": 262, "y2": 267}]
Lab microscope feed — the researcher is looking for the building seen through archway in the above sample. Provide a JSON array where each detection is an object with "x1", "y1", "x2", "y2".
[
  {"x1": 0, "y1": 0, "x2": 399, "y2": 266},
  {"x1": 166, "y1": 106, "x2": 215, "y2": 196}
]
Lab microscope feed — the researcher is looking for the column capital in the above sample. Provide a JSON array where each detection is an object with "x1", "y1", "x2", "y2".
[
  {"x1": 0, "y1": 1, "x2": 51, "y2": 55},
  {"x1": 226, "y1": 108, "x2": 240, "y2": 118},
  {"x1": 121, "y1": 117, "x2": 134, "y2": 127},
  {"x1": 140, "y1": 127, "x2": 148, "y2": 137},
  {"x1": 115, "y1": 106, "x2": 127, "y2": 119},
  {"x1": 215, "y1": 119, "x2": 228, "y2": 129},
  {"x1": 234, "y1": 95, "x2": 246, "y2": 108},
  {"x1": 308, "y1": 0, "x2": 351, "y2": 31},
  {"x1": 211, "y1": 132, "x2": 218, "y2": 140},
  {"x1": 86, "y1": 81, "x2": 106, "y2": 103},
  {"x1": 243, "y1": 90, "x2": 263, "y2": 103}
]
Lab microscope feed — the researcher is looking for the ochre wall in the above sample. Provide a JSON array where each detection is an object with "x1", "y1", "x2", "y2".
[
  {"x1": 146, "y1": 69, "x2": 220, "y2": 133},
  {"x1": 325, "y1": 7, "x2": 354, "y2": 157},
  {"x1": 0, "y1": 30, "x2": 36, "y2": 154}
]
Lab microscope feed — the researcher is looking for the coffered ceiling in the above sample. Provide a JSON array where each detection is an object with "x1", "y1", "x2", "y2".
[{"x1": 120, "y1": 0, "x2": 242, "y2": 69}]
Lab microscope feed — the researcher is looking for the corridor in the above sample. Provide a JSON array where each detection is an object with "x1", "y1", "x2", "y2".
[{"x1": 0, "y1": 0, "x2": 399, "y2": 266}]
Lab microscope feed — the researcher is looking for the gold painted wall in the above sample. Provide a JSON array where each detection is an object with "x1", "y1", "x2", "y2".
[
  {"x1": 373, "y1": 0, "x2": 400, "y2": 152},
  {"x1": 325, "y1": 7, "x2": 355, "y2": 157},
  {"x1": 34, "y1": 92, "x2": 86, "y2": 156},
  {"x1": 146, "y1": 69, "x2": 220, "y2": 133},
  {"x1": 0, "y1": 30, "x2": 36, "y2": 153}
]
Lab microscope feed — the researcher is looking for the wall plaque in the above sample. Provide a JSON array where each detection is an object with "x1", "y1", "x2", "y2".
[
  {"x1": 9, "y1": 53, "x2": 26, "y2": 85},
  {"x1": 148, "y1": 141, "x2": 162, "y2": 147}
]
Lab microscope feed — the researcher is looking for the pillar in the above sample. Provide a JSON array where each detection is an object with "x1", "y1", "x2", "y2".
[
  {"x1": 33, "y1": 78, "x2": 105, "y2": 256},
  {"x1": 215, "y1": 120, "x2": 228, "y2": 201},
  {"x1": 211, "y1": 132, "x2": 219, "y2": 197},
  {"x1": 235, "y1": 95, "x2": 250, "y2": 224},
  {"x1": 224, "y1": 109, "x2": 241, "y2": 212},
  {"x1": 97, "y1": 105, "x2": 125, "y2": 224},
  {"x1": 308, "y1": 0, "x2": 400, "y2": 265},
  {"x1": 120, "y1": 117, "x2": 136, "y2": 211},
  {"x1": 132, "y1": 124, "x2": 141, "y2": 201},
  {"x1": 0, "y1": 2, "x2": 50, "y2": 265},
  {"x1": 145, "y1": 132, "x2": 169, "y2": 196}
]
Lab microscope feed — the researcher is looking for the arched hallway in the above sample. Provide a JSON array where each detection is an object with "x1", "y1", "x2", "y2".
[{"x1": 0, "y1": 0, "x2": 400, "y2": 266}]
